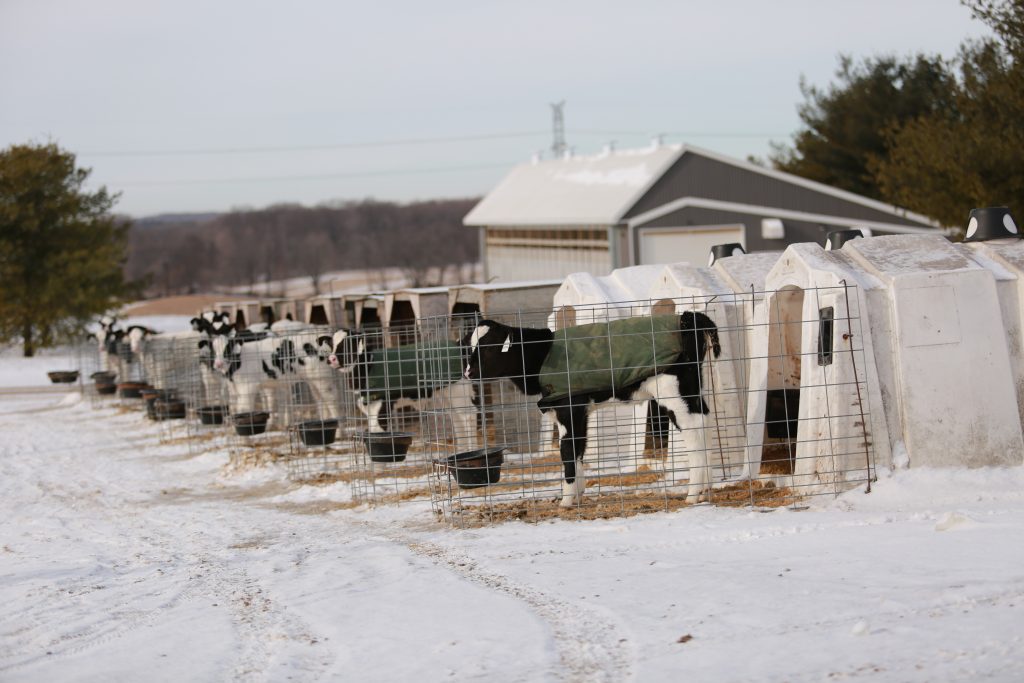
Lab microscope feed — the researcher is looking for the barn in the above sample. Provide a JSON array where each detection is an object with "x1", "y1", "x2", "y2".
[{"x1": 464, "y1": 143, "x2": 944, "y2": 282}]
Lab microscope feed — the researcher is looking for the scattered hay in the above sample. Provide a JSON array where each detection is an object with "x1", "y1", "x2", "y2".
[
  {"x1": 367, "y1": 487, "x2": 432, "y2": 505},
  {"x1": 159, "y1": 430, "x2": 226, "y2": 447},
  {"x1": 291, "y1": 463, "x2": 433, "y2": 484},
  {"x1": 446, "y1": 480, "x2": 798, "y2": 526},
  {"x1": 266, "y1": 499, "x2": 362, "y2": 515}
]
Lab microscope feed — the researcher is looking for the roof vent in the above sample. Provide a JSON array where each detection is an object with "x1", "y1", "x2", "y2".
[
  {"x1": 964, "y1": 206, "x2": 1019, "y2": 242},
  {"x1": 825, "y1": 229, "x2": 865, "y2": 251},
  {"x1": 708, "y1": 243, "x2": 745, "y2": 267}
]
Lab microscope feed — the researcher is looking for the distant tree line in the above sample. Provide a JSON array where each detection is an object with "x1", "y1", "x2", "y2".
[
  {"x1": 125, "y1": 198, "x2": 480, "y2": 296},
  {"x1": 770, "y1": 0, "x2": 1024, "y2": 235}
]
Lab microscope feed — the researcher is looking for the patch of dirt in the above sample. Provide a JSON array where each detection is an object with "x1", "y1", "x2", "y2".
[
  {"x1": 447, "y1": 480, "x2": 798, "y2": 526},
  {"x1": 265, "y1": 499, "x2": 362, "y2": 515},
  {"x1": 152, "y1": 480, "x2": 298, "y2": 505}
]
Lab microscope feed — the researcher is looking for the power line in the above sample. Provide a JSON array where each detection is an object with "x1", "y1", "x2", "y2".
[
  {"x1": 79, "y1": 131, "x2": 548, "y2": 158},
  {"x1": 79, "y1": 129, "x2": 788, "y2": 158},
  {"x1": 104, "y1": 161, "x2": 518, "y2": 187},
  {"x1": 572, "y1": 129, "x2": 789, "y2": 139}
]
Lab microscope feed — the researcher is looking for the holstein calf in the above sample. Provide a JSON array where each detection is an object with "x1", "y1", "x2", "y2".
[
  {"x1": 462, "y1": 312, "x2": 721, "y2": 507},
  {"x1": 95, "y1": 315, "x2": 121, "y2": 375},
  {"x1": 204, "y1": 329, "x2": 342, "y2": 427},
  {"x1": 324, "y1": 330, "x2": 477, "y2": 446}
]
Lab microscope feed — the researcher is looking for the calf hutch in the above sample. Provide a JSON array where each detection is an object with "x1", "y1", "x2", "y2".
[
  {"x1": 749, "y1": 233, "x2": 1023, "y2": 501},
  {"x1": 304, "y1": 295, "x2": 348, "y2": 327},
  {"x1": 465, "y1": 143, "x2": 943, "y2": 282},
  {"x1": 383, "y1": 286, "x2": 451, "y2": 346}
]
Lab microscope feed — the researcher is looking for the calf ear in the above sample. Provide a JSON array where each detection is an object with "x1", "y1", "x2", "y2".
[{"x1": 197, "y1": 339, "x2": 209, "y2": 350}]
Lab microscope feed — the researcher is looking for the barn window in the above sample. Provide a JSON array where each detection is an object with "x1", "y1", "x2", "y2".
[{"x1": 817, "y1": 307, "x2": 834, "y2": 366}]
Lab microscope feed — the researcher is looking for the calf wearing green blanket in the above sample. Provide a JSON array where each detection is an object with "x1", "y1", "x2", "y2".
[{"x1": 462, "y1": 312, "x2": 721, "y2": 507}]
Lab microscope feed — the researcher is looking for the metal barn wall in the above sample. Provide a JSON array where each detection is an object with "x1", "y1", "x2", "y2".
[{"x1": 622, "y1": 154, "x2": 931, "y2": 230}]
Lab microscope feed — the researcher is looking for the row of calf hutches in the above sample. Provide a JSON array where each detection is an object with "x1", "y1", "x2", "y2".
[{"x1": 750, "y1": 226, "x2": 1024, "y2": 498}]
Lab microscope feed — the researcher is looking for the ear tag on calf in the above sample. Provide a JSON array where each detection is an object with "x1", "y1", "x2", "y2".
[{"x1": 501, "y1": 335, "x2": 512, "y2": 353}]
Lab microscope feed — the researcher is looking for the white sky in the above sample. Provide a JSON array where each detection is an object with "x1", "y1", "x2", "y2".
[{"x1": 0, "y1": 0, "x2": 989, "y2": 217}]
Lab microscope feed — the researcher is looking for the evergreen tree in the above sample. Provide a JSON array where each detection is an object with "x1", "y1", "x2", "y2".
[
  {"x1": 0, "y1": 142, "x2": 140, "y2": 356},
  {"x1": 770, "y1": 54, "x2": 957, "y2": 201},
  {"x1": 873, "y1": 0, "x2": 1024, "y2": 231}
]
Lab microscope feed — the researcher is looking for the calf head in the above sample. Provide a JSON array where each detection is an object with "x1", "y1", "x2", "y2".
[
  {"x1": 127, "y1": 326, "x2": 158, "y2": 355},
  {"x1": 96, "y1": 315, "x2": 119, "y2": 348},
  {"x1": 322, "y1": 330, "x2": 364, "y2": 370},
  {"x1": 191, "y1": 311, "x2": 233, "y2": 336},
  {"x1": 461, "y1": 321, "x2": 517, "y2": 381},
  {"x1": 204, "y1": 334, "x2": 243, "y2": 377}
]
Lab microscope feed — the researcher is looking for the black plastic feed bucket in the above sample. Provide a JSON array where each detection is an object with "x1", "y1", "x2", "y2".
[
  {"x1": 360, "y1": 431, "x2": 414, "y2": 462},
  {"x1": 296, "y1": 419, "x2": 340, "y2": 446},
  {"x1": 95, "y1": 382, "x2": 117, "y2": 395},
  {"x1": 445, "y1": 447, "x2": 505, "y2": 489},
  {"x1": 143, "y1": 389, "x2": 177, "y2": 419},
  {"x1": 47, "y1": 370, "x2": 79, "y2": 384},
  {"x1": 117, "y1": 382, "x2": 149, "y2": 399},
  {"x1": 154, "y1": 398, "x2": 186, "y2": 420},
  {"x1": 233, "y1": 411, "x2": 270, "y2": 436},
  {"x1": 197, "y1": 405, "x2": 227, "y2": 425}
]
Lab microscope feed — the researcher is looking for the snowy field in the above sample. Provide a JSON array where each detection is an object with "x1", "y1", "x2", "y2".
[{"x1": 1, "y1": 356, "x2": 1023, "y2": 682}]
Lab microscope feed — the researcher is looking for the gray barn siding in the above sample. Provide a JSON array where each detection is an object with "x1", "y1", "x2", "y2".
[
  {"x1": 636, "y1": 206, "x2": 819, "y2": 252},
  {"x1": 639, "y1": 206, "x2": 934, "y2": 253},
  {"x1": 623, "y1": 154, "x2": 929, "y2": 229}
]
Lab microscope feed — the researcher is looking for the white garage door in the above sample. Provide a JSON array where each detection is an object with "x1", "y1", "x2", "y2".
[{"x1": 637, "y1": 224, "x2": 745, "y2": 266}]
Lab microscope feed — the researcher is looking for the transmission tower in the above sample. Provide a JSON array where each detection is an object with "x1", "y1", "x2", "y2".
[{"x1": 550, "y1": 101, "x2": 566, "y2": 158}]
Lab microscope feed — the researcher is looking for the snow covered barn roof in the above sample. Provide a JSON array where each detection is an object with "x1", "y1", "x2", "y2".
[
  {"x1": 464, "y1": 144, "x2": 942, "y2": 232},
  {"x1": 464, "y1": 145, "x2": 682, "y2": 226}
]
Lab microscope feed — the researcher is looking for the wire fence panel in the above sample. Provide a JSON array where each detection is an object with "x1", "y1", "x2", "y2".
[
  {"x1": 423, "y1": 285, "x2": 876, "y2": 527},
  {"x1": 67, "y1": 283, "x2": 876, "y2": 527}
]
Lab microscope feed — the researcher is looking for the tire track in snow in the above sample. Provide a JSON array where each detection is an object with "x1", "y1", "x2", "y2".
[
  {"x1": 0, "y1": 406, "x2": 335, "y2": 682},
  {"x1": 360, "y1": 522, "x2": 633, "y2": 683}
]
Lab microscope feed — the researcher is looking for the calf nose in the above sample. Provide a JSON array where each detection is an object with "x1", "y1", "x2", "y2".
[
  {"x1": 328, "y1": 354, "x2": 339, "y2": 368},
  {"x1": 214, "y1": 358, "x2": 225, "y2": 370}
]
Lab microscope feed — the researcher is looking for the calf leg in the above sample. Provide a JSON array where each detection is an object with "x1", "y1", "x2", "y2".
[
  {"x1": 360, "y1": 398, "x2": 391, "y2": 433},
  {"x1": 554, "y1": 404, "x2": 589, "y2": 508},
  {"x1": 646, "y1": 374, "x2": 711, "y2": 502}
]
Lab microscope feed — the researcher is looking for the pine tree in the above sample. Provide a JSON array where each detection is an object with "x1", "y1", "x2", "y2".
[
  {"x1": 872, "y1": 0, "x2": 1024, "y2": 231},
  {"x1": 0, "y1": 142, "x2": 141, "y2": 356},
  {"x1": 770, "y1": 54, "x2": 957, "y2": 202}
]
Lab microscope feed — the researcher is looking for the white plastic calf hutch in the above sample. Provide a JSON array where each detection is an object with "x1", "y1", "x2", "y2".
[
  {"x1": 384, "y1": 286, "x2": 451, "y2": 345},
  {"x1": 304, "y1": 295, "x2": 348, "y2": 327},
  {"x1": 960, "y1": 237, "x2": 1024, "y2": 438},
  {"x1": 753, "y1": 234, "x2": 1022, "y2": 499}
]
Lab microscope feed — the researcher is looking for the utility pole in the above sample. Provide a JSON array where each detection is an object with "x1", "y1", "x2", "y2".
[{"x1": 550, "y1": 100, "x2": 566, "y2": 158}]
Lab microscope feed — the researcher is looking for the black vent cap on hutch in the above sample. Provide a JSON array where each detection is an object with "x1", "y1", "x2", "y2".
[
  {"x1": 825, "y1": 229, "x2": 865, "y2": 251},
  {"x1": 708, "y1": 243, "x2": 745, "y2": 266},
  {"x1": 964, "y1": 207, "x2": 1020, "y2": 242}
]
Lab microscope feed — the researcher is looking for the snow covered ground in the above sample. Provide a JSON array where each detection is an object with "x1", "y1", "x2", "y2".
[{"x1": 1, "y1": 360, "x2": 1023, "y2": 681}]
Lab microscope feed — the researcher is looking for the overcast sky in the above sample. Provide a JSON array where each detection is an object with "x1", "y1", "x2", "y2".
[{"x1": 0, "y1": 0, "x2": 989, "y2": 217}]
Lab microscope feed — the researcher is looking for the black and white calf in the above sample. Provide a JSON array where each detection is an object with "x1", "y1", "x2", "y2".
[
  {"x1": 190, "y1": 311, "x2": 233, "y2": 336},
  {"x1": 462, "y1": 312, "x2": 721, "y2": 507},
  {"x1": 323, "y1": 330, "x2": 478, "y2": 446},
  {"x1": 95, "y1": 315, "x2": 122, "y2": 375},
  {"x1": 204, "y1": 328, "x2": 343, "y2": 426}
]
